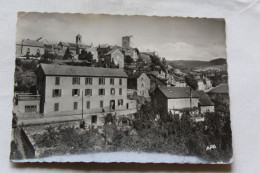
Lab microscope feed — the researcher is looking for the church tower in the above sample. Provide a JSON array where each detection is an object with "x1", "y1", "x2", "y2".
[
  {"x1": 76, "y1": 34, "x2": 82, "y2": 55},
  {"x1": 76, "y1": 34, "x2": 82, "y2": 44},
  {"x1": 122, "y1": 36, "x2": 131, "y2": 48}
]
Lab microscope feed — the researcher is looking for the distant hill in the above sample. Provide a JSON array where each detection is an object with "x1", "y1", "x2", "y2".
[
  {"x1": 167, "y1": 58, "x2": 227, "y2": 69},
  {"x1": 208, "y1": 58, "x2": 227, "y2": 65}
]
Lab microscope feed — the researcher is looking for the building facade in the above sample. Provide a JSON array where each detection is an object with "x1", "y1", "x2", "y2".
[
  {"x1": 151, "y1": 86, "x2": 199, "y2": 116},
  {"x1": 36, "y1": 64, "x2": 135, "y2": 119},
  {"x1": 104, "y1": 49, "x2": 124, "y2": 68},
  {"x1": 16, "y1": 39, "x2": 45, "y2": 58},
  {"x1": 122, "y1": 36, "x2": 131, "y2": 48},
  {"x1": 127, "y1": 73, "x2": 151, "y2": 98},
  {"x1": 137, "y1": 73, "x2": 151, "y2": 97}
]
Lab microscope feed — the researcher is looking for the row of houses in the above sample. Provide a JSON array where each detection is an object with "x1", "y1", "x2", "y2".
[
  {"x1": 14, "y1": 63, "x2": 229, "y2": 126},
  {"x1": 16, "y1": 35, "x2": 140, "y2": 69}
]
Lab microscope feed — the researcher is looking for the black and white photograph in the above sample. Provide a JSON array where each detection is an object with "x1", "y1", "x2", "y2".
[{"x1": 10, "y1": 12, "x2": 232, "y2": 163}]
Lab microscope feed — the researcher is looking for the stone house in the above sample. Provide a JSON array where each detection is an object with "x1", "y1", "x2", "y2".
[
  {"x1": 36, "y1": 64, "x2": 136, "y2": 126},
  {"x1": 127, "y1": 72, "x2": 151, "y2": 98},
  {"x1": 104, "y1": 49, "x2": 124, "y2": 68}
]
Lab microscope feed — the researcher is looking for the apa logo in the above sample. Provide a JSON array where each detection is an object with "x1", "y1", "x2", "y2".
[{"x1": 206, "y1": 145, "x2": 216, "y2": 151}]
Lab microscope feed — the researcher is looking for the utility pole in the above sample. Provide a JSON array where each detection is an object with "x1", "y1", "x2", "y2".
[
  {"x1": 190, "y1": 87, "x2": 192, "y2": 108},
  {"x1": 82, "y1": 91, "x2": 83, "y2": 120}
]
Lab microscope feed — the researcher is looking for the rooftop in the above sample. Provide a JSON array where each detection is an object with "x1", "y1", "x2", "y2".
[
  {"x1": 157, "y1": 86, "x2": 199, "y2": 99},
  {"x1": 208, "y1": 83, "x2": 229, "y2": 94},
  {"x1": 39, "y1": 63, "x2": 128, "y2": 78},
  {"x1": 21, "y1": 39, "x2": 44, "y2": 48},
  {"x1": 105, "y1": 49, "x2": 123, "y2": 56}
]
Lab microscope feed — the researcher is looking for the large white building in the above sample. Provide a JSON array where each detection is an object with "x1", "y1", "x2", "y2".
[{"x1": 36, "y1": 64, "x2": 136, "y2": 125}]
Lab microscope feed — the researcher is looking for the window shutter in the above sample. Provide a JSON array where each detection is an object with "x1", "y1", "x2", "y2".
[
  {"x1": 52, "y1": 90, "x2": 55, "y2": 97},
  {"x1": 72, "y1": 90, "x2": 74, "y2": 96},
  {"x1": 78, "y1": 89, "x2": 80, "y2": 96},
  {"x1": 59, "y1": 90, "x2": 62, "y2": 97}
]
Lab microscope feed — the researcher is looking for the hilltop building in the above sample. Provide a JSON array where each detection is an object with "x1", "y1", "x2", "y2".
[
  {"x1": 122, "y1": 36, "x2": 131, "y2": 48},
  {"x1": 16, "y1": 39, "x2": 45, "y2": 58},
  {"x1": 36, "y1": 64, "x2": 136, "y2": 124},
  {"x1": 58, "y1": 34, "x2": 98, "y2": 60},
  {"x1": 104, "y1": 49, "x2": 124, "y2": 68}
]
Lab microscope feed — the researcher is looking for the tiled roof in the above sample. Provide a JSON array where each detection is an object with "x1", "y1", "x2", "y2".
[
  {"x1": 208, "y1": 84, "x2": 229, "y2": 94},
  {"x1": 157, "y1": 86, "x2": 199, "y2": 99},
  {"x1": 196, "y1": 90, "x2": 214, "y2": 106},
  {"x1": 40, "y1": 64, "x2": 128, "y2": 78},
  {"x1": 22, "y1": 39, "x2": 44, "y2": 48}
]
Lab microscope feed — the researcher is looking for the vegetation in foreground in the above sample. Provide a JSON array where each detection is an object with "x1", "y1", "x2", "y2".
[{"x1": 27, "y1": 100, "x2": 232, "y2": 163}]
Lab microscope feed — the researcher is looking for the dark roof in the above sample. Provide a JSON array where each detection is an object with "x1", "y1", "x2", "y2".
[
  {"x1": 196, "y1": 90, "x2": 214, "y2": 106},
  {"x1": 39, "y1": 64, "x2": 128, "y2": 78},
  {"x1": 22, "y1": 39, "x2": 44, "y2": 48},
  {"x1": 147, "y1": 74, "x2": 167, "y2": 86},
  {"x1": 157, "y1": 86, "x2": 199, "y2": 99},
  {"x1": 208, "y1": 84, "x2": 229, "y2": 94}
]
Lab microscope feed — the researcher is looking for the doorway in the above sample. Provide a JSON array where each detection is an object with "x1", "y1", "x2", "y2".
[{"x1": 110, "y1": 100, "x2": 115, "y2": 110}]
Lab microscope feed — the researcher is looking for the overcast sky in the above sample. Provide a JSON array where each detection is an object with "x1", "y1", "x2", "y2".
[{"x1": 16, "y1": 12, "x2": 227, "y2": 61}]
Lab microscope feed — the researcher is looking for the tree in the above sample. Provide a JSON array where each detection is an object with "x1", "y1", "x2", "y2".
[
  {"x1": 125, "y1": 55, "x2": 134, "y2": 64},
  {"x1": 78, "y1": 49, "x2": 94, "y2": 62},
  {"x1": 63, "y1": 47, "x2": 72, "y2": 60},
  {"x1": 185, "y1": 74, "x2": 198, "y2": 90},
  {"x1": 41, "y1": 50, "x2": 55, "y2": 62}
]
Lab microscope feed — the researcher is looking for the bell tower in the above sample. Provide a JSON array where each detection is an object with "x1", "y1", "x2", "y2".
[
  {"x1": 76, "y1": 34, "x2": 82, "y2": 44},
  {"x1": 122, "y1": 36, "x2": 131, "y2": 48}
]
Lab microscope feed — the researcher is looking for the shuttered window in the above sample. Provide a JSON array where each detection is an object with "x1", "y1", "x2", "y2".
[{"x1": 52, "y1": 89, "x2": 62, "y2": 97}]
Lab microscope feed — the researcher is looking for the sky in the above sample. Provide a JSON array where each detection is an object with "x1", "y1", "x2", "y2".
[{"x1": 16, "y1": 12, "x2": 227, "y2": 61}]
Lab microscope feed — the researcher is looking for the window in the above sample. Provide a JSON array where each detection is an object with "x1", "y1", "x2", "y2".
[
  {"x1": 142, "y1": 83, "x2": 144, "y2": 87},
  {"x1": 110, "y1": 78, "x2": 114, "y2": 85},
  {"x1": 119, "y1": 78, "x2": 122, "y2": 85},
  {"x1": 119, "y1": 88, "x2": 122, "y2": 95},
  {"x1": 99, "y1": 89, "x2": 105, "y2": 96},
  {"x1": 86, "y1": 101, "x2": 90, "y2": 109},
  {"x1": 111, "y1": 88, "x2": 115, "y2": 95},
  {"x1": 91, "y1": 115, "x2": 97, "y2": 124},
  {"x1": 54, "y1": 103, "x2": 59, "y2": 111},
  {"x1": 72, "y1": 89, "x2": 80, "y2": 96},
  {"x1": 100, "y1": 100, "x2": 104, "y2": 108},
  {"x1": 118, "y1": 99, "x2": 123, "y2": 106},
  {"x1": 74, "y1": 102, "x2": 78, "y2": 110},
  {"x1": 25, "y1": 105, "x2": 37, "y2": 113},
  {"x1": 85, "y1": 89, "x2": 92, "y2": 96},
  {"x1": 72, "y1": 77, "x2": 80, "y2": 85},
  {"x1": 99, "y1": 78, "x2": 105, "y2": 85},
  {"x1": 55, "y1": 77, "x2": 60, "y2": 85},
  {"x1": 85, "y1": 78, "x2": 92, "y2": 85},
  {"x1": 52, "y1": 89, "x2": 61, "y2": 97}
]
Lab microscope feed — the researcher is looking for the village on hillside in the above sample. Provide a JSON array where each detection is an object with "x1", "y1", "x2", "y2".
[{"x1": 11, "y1": 33, "x2": 231, "y2": 162}]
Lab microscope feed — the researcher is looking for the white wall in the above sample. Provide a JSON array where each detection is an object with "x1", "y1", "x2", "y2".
[
  {"x1": 167, "y1": 98, "x2": 199, "y2": 111},
  {"x1": 44, "y1": 76, "x2": 127, "y2": 116}
]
